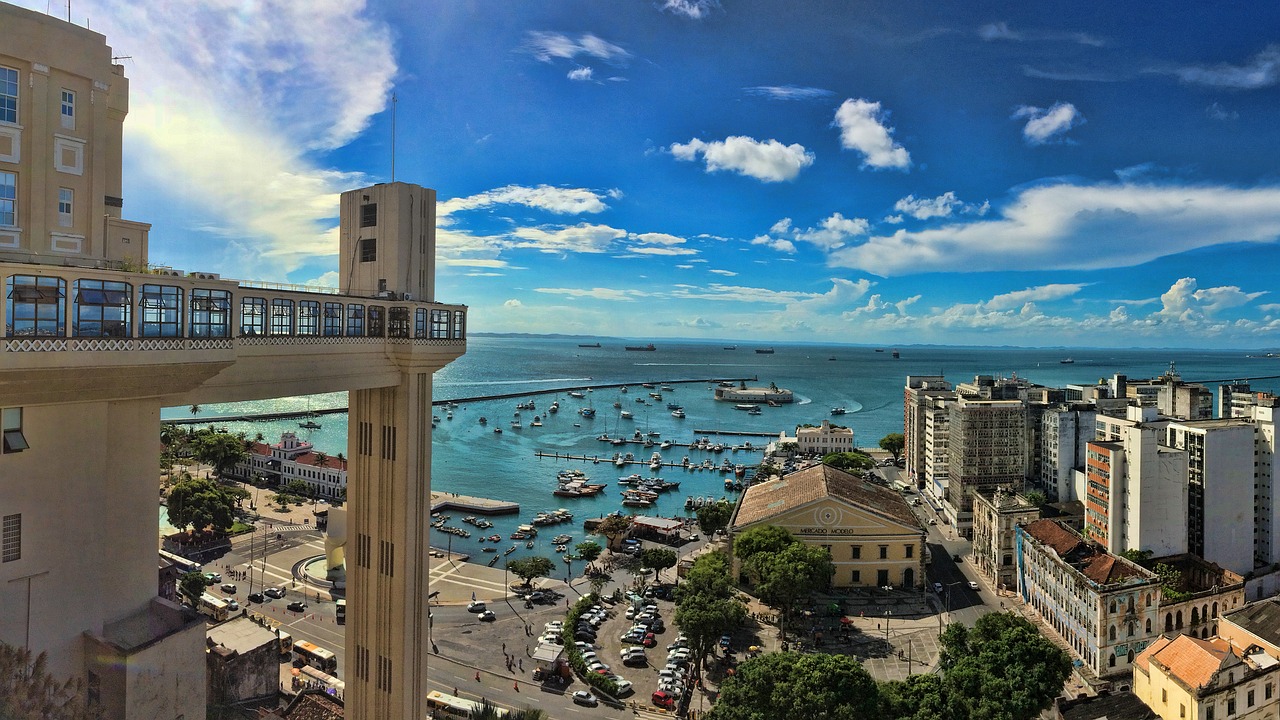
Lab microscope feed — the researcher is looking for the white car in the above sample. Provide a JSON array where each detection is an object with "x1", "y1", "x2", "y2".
[
  {"x1": 466, "y1": 600, "x2": 486, "y2": 612},
  {"x1": 575, "y1": 641, "x2": 593, "y2": 652},
  {"x1": 538, "y1": 633, "x2": 563, "y2": 645},
  {"x1": 587, "y1": 660, "x2": 610, "y2": 674},
  {"x1": 933, "y1": 582, "x2": 944, "y2": 593},
  {"x1": 968, "y1": 580, "x2": 980, "y2": 590},
  {"x1": 613, "y1": 678, "x2": 634, "y2": 696},
  {"x1": 572, "y1": 690, "x2": 598, "y2": 707},
  {"x1": 581, "y1": 651, "x2": 598, "y2": 663},
  {"x1": 544, "y1": 621, "x2": 563, "y2": 631}
]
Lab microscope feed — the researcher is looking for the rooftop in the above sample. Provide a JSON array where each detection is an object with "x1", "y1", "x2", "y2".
[
  {"x1": 206, "y1": 616, "x2": 280, "y2": 656},
  {"x1": 1021, "y1": 519, "x2": 1154, "y2": 586},
  {"x1": 1139, "y1": 634, "x2": 1232, "y2": 690},
  {"x1": 734, "y1": 463, "x2": 920, "y2": 530},
  {"x1": 1224, "y1": 597, "x2": 1280, "y2": 647}
]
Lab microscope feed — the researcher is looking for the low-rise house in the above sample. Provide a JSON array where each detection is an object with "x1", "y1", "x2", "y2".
[
  {"x1": 971, "y1": 488, "x2": 1040, "y2": 593},
  {"x1": 232, "y1": 431, "x2": 347, "y2": 499},
  {"x1": 1133, "y1": 633, "x2": 1280, "y2": 720},
  {"x1": 795, "y1": 420, "x2": 856, "y2": 456}
]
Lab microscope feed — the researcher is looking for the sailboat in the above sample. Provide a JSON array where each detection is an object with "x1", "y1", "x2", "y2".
[{"x1": 298, "y1": 398, "x2": 321, "y2": 429}]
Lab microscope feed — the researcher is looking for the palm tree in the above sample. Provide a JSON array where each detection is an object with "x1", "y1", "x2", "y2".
[
  {"x1": 189, "y1": 404, "x2": 201, "y2": 415},
  {"x1": 313, "y1": 452, "x2": 328, "y2": 467}
]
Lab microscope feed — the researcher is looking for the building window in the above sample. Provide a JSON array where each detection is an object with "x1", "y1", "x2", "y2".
[
  {"x1": 1247, "y1": 689, "x2": 1254, "y2": 707},
  {"x1": 453, "y1": 310, "x2": 465, "y2": 339},
  {"x1": 876, "y1": 569, "x2": 889, "y2": 587},
  {"x1": 268, "y1": 298, "x2": 294, "y2": 336},
  {"x1": 415, "y1": 308, "x2": 428, "y2": 338},
  {"x1": 0, "y1": 171, "x2": 15, "y2": 226},
  {"x1": 879, "y1": 545, "x2": 888, "y2": 560},
  {"x1": 0, "y1": 67, "x2": 16, "y2": 124},
  {"x1": 429, "y1": 309, "x2": 448, "y2": 338},
  {"x1": 2, "y1": 408, "x2": 27, "y2": 454},
  {"x1": 360, "y1": 203, "x2": 377, "y2": 227},
  {"x1": 852, "y1": 545, "x2": 861, "y2": 560},
  {"x1": 366, "y1": 305, "x2": 384, "y2": 337},
  {"x1": 57, "y1": 188, "x2": 73, "y2": 227},
  {"x1": 346, "y1": 304, "x2": 365, "y2": 336},
  {"x1": 905, "y1": 544, "x2": 914, "y2": 559},
  {"x1": 322, "y1": 302, "x2": 344, "y2": 336},
  {"x1": 74, "y1": 279, "x2": 131, "y2": 337},
  {"x1": 1162, "y1": 689, "x2": 1167, "y2": 703},
  {"x1": 1266, "y1": 683, "x2": 1273, "y2": 700},
  {"x1": 139, "y1": 284, "x2": 183, "y2": 337},
  {"x1": 60, "y1": 89, "x2": 74, "y2": 130},
  {"x1": 297, "y1": 300, "x2": 320, "y2": 336},
  {"x1": 7, "y1": 275, "x2": 65, "y2": 337},
  {"x1": 190, "y1": 289, "x2": 231, "y2": 338},
  {"x1": 851, "y1": 570, "x2": 860, "y2": 583},
  {"x1": 1, "y1": 514, "x2": 18, "y2": 561},
  {"x1": 240, "y1": 297, "x2": 266, "y2": 336},
  {"x1": 388, "y1": 306, "x2": 410, "y2": 338},
  {"x1": 360, "y1": 238, "x2": 376, "y2": 262}
]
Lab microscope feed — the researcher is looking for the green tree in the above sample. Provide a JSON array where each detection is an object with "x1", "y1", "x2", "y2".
[
  {"x1": 166, "y1": 477, "x2": 236, "y2": 534},
  {"x1": 821, "y1": 452, "x2": 875, "y2": 473},
  {"x1": 1023, "y1": 490, "x2": 1048, "y2": 507},
  {"x1": 178, "y1": 570, "x2": 208, "y2": 605},
  {"x1": 640, "y1": 547, "x2": 678, "y2": 579},
  {"x1": 506, "y1": 556, "x2": 555, "y2": 587},
  {"x1": 878, "y1": 433, "x2": 905, "y2": 461},
  {"x1": 732, "y1": 524, "x2": 796, "y2": 564},
  {"x1": 747, "y1": 542, "x2": 833, "y2": 640},
  {"x1": 594, "y1": 514, "x2": 633, "y2": 550},
  {"x1": 0, "y1": 642, "x2": 99, "y2": 720},
  {"x1": 191, "y1": 429, "x2": 249, "y2": 479},
  {"x1": 879, "y1": 674, "x2": 948, "y2": 720},
  {"x1": 708, "y1": 652, "x2": 881, "y2": 720},
  {"x1": 574, "y1": 540, "x2": 603, "y2": 563},
  {"x1": 674, "y1": 551, "x2": 744, "y2": 673},
  {"x1": 284, "y1": 479, "x2": 310, "y2": 499},
  {"x1": 696, "y1": 500, "x2": 734, "y2": 536},
  {"x1": 313, "y1": 452, "x2": 328, "y2": 467}
]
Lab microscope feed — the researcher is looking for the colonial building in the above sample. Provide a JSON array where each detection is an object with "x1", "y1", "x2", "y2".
[
  {"x1": 1133, "y1": 634, "x2": 1280, "y2": 720},
  {"x1": 0, "y1": 5, "x2": 466, "y2": 718},
  {"x1": 731, "y1": 464, "x2": 926, "y2": 590},
  {"x1": 971, "y1": 488, "x2": 1039, "y2": 593},
  {"x1": 1152, "y1": 554, "x2": 1245, "y2": 641},
  {"x1": 794, "y1": 419, "x2": 855, "y2": 456},
  {"x1": 1017, "y1": 519, "x2": 1162, "y2": 678},
  {"x1": 234, "y1": 432, "x2": 348, "y2": 500}
]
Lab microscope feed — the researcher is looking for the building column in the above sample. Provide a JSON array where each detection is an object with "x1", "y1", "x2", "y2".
[{"x1": 345, "y1": 372, "x2": 433, "y2": 720}]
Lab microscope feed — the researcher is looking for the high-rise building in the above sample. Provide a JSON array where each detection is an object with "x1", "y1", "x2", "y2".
[
  {"x1": 1166, "y1": 419, "x2": 1258, "y2": 574},
  {"x1": 0, "y1": 6, "x2": 466, "y2": 719},
  {"x1": 903, "y1": 375, "x2": 952, "y2": 487},
  {"x1": 1038, "y1": 403, "x2": 1097, "y2": 502},
  {"x1": 945, "y1": 397, "x2": 1026, "y2": 536}
]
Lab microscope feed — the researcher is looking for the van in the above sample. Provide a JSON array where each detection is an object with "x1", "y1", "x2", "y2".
[{"x1": 335, "y1": 599, "x2": 346, "y2": 624}]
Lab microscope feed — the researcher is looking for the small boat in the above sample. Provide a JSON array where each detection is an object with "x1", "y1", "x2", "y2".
[
  {"x1": 828, "y1": 356, "x2": 837, "y2": 361},
  {"x1": 892, "y1": 349, "x2": 900, "y2": 359},
  {"x1": 548, "y1": 402, "x2": 559, "y2": 414},
  {"x1": 482, "y1": 547, "x2": 497, "y2": 553},
  {"x1": 672, "y1": 409, "x2": 685, "y2": 418},
  {"x1": 875, "y1": 348, "x2": 884, "y2": 353},
  {"x1": 624, "y1": 344, "x2": 656, "y2": 351},
  {"x1": 531, "y1": 416, "x2": 543, "y2": 427},
  {"x1": 511, "y1": 419, "x2": 522, "y2": 429},
  {"x1": 723, "y1": 345, "x2": 737, "y2": 350},
  {"x1": 1060, "y1": 358, "x2": 1075, "y2": 364},
  {"x1": 735, "y1": 404, "x2": 755, "y2": 411},
  {"x1": 517, "y1": 400, "x2": 536, "y2": 410},
  {"x1": 526, "y1": 540, "x2": 535, "y2": 549},
  {"x1": 446, "y1": 411, "x2": 453, "y2": 420},
  {"x1": 568, "y1": 391, "x2": 585, "y2": 399},
  {"x1": 755, "y1": 348, "x2": 774, "y2": 354},
  {"x1": 747, "y1": 407, "x2": 762, "y2": 415},
  {"x1": 479, "y1": 417, "x2": 487, "y2": 425},
  {"x1": 831, "y1": 407, "x2": 847, "y2": 415},
  {"x1": 642, "y1": 383, "x2": 656, "y2": 389},
  {"x1": 487, "y1": 556, "x2": 499, "y2": 567},
  {"x1": 578, "y1": 342, "x2": 601, "y2": 348},
  {"x1": 580, "y1": 408, "x2": 596, "y2": 419},
  {"x1": 661, "y1": 385, "x2": 674, "y2": 391},
  {"x1": 299, "y1": 420, "x2": 321, "y2": 430},
  {"x1": 493, "y1": 427, "x2": 503, "y2": 434},
  {"x1": 505, "y1": 545, "x2": 517, "y2": 555},
  {"x1": 620, "y1": 410, "x2": 633, "y2": 419}
]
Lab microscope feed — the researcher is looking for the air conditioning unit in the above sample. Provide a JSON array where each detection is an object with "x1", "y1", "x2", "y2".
[
  {"x1": 376, "y1": 290, "x2": 394, "y2": 299},
  {"x1": 155, "y1": 268, "x2": 185, "y2": 277},
  {"x1": 187, "y1": 271, "x2": 222, "y2": 281},
  {"x1": 402, "y1": 292, "x2": 414, "y2": 301}
]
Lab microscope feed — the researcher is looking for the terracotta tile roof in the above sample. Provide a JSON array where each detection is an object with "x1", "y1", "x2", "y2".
[
  {"x1": 1023, "y1": 518, "x2": 1088, "y2": 556},
  {"x1": 1022, "y1": 519, "x2": 1151, "y2": 585},
  {"x1": 1135, "y1": 635, "x2": 1173, "y2": 673},
  {"x1": 258, "y1": 690, "x2": 344, "y2": 719},
  {"x1": 733, "y1": 463, "x2": 920, "y2": 530},
  {"x1": 1146, "y1": 634, "x2": 1231, "y2": 690}
]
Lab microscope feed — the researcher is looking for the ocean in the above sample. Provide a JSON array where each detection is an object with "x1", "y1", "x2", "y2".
[{"x1": 163, "y1": 338, "x2": 1280, "y2": 560}]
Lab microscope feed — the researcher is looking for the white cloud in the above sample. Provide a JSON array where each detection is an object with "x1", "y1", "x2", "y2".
[
  {"x1": 631, "y1": 232, "x2": 686, "y2": 246},
  {"x1": 1174, "y1": 45, "x2": 1280, "y2": 89},
  {"x1": 509, "y1": 223, "x2": 628, "y2": 254},
  {"x1": 984, "y1": 284, "x2": 1086, "y2": 311},
  {"x1": 832, "y1": 99, "x2": 912, "y2": 170},
  {"x1": 534, "y1": 287, "x2": 647, "y2": 301},
  {"x1": 439, "y1": 185, "x2": 616, "y2": 217},
  {"x1": 978, "y1": 22, "x2": 1020, "y2": 41},
  {"x1": 795, "y1": 213, "x2": 870, "y2": 250},
  {"x1": 504, "y1": 299, "x2": 523, "y2": 308},
  {"x1": 629, "y1": 246, "x2": 699, "y2": 256},
  {"x1": 1013, "y1": 102, "x2": 1084, "y2": 144},
  {"x1": 979, "y1": 23, "x2": 1106, "y2": 47},
  {"x1": 568, "y1": 67, "x2": 594, "y2": 82},
  {"x1": 299, "y1": 271, "x2": 340, "y2": 289},
  {"x1": 750, "y1": 234, "x2": 797, "y2": 254},
  {"x1": 709, "y1": 269, "x2": 738, "y2": 276},
  {"x1": 827, "y1": 182, "x2": 1280, "y2": 276},
  {"x1": 56, "y1": 1, "x2": 398, "y2": 279},
  {"x1": 1157, "y1": 277, "x2": 1265, "y2": 320},
  {"x1": 1206, "y1": 102, "x2": 1239, "y2": 121},
  {"x1": 669, "y1": 136, "x2": 814, "y2": 182},
  {"x1": 743, "y1": 85, "x2": 834, "y2": 101},
  {"x1": 521, "y1": 31, "x2": 630, "y2": 64},
  {"x1": 659, "y1": 0, "x2": 719, "y2": 19},
  {"x1": 892, "y1": 192, "x2": 989, "y2": 221}
]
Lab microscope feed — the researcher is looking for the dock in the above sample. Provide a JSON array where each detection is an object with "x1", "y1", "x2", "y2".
[
  {"x1": 691, "y1": 429, "x2": 779, "y2": 437},
  {"x1": 429, "y1": 491, "x2": 519, "y2": 515}
]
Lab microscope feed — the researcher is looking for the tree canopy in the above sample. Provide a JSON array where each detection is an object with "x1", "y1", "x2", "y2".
[
  {"x1": 179, "y1": 571, "x2": 208, "y2": 605},
  {"x1": 574, "y1": 540, "x2": 603, "y2": 563},
  {"x1": 747, "y1": 542, "x2": 834, "y2": 640},
  {"x1": 674, "y1": 551, "x2": 745, "y2": 674},
  {"x1": 506, "y1": 556, "x2": 555, "y2": 587},
  {"x1": 732, "y1": 524, "x2": 796, "y2": 563},
  {"x1": 166, "y1": 477, "x2": 236, "y2": 534},
  {"x1": 189, "y1": 428, "x2": 250, "y2": 478},
  {"x1": 696, "y1": 500, "x2": 735, "y2": 535},
  {"x1": 878, "y1": 433, "x2": 905, "y2": 461},
  {"x1": 822, "y1": 452, "x2": 875, "y2": 473},
  {"x1": 640, "y1": 547, "x2": 678, "y2": 576},
  {"x1": 708, "y1": 652, "x2": 881, "y2": 720},
  {"x1": 594, "y1": 514, "x2": 633, "y2": 550}
]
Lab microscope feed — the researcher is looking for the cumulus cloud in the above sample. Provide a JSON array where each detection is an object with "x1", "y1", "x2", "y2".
[
  {"x1": 743, "y1": 85, "x2": 834, "y2": 101},
  {"x1": 750, "y1": 235, "x2": 797, "y2": 254},
  {"x1": 1013, "y1": 102, "x2": 1084, "y2": 144},
  {"x1": 795, "y1": 213, "x2": 870, "y2": 250},
  {"x1": 659, "y1": 0, "x2": 719, "y2": 19},
  {"x1": 826, "y1": 182, "x2": 1280, "y2": 277},
  {"x1": 1157, "y1": 277, "x2": 1265, "y2": 320},
  {"x1": 534, "y1": 287, "x2": 648, "y2": 301},
  {"x1": 568, "y1": 67, "x2": 594, "y2": 82},
  {"x1": 1174, "y1": 45, "x2": 1280, "y2": 89},
  {"x1": 509, "y1": 223, "x2": 627, "y2": 254},
  {"x1": 832, "y1": 99, "x2": 912, "y2": 170},
  {"x1": 669, "y1": 136, "x2": 815, "y2": 182},
  {"x1": 521, "y1": 31, "x2": 630, "y2": 64},
  {"x1": 504, "y1": 299, "x2": 523, "y2": 307},
  {"x1": 439, "y1": 185, "x2": 617, "y2": 217},
  {"x1": 892, "y1": 192, "x2": 989, "y2": 220},
  {"x1": 631, "y1": 232, "x2": 686, "y2": 246},
  {"x1": 984, "y1": 284, "x2": 1086, "y2": 311}
]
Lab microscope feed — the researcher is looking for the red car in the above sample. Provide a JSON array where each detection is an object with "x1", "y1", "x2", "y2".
[
  {"x1": 652, "y1": 690, "x2": 676, "y2": 709},
  {"x1": 642, "y1": 633, "x2": 657, "y2": 648}
]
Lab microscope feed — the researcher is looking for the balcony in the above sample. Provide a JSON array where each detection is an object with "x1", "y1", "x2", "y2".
[{"x1": 1, "y1": 263, "x2": 466, "y2": 405}]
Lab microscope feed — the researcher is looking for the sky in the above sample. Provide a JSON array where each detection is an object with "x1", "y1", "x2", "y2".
[{"x1": 18, "y1": 0, "x2": 1280, "y2": 348}]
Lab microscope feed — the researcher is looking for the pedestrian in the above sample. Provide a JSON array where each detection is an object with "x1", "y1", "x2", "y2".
[
  {"x1": 453, "y1": 687, "x2": 458, "y2": 696},
  {"x1": 475, "y1": 671, "x2": 480, "y2": 682},
  {"x1": 518, "y1": 659, "x2": 523, "y2": 671},
  {"x1": 502, "y1": 642, "x2": 506, "y2": 653},
  {"x1": 514, "y1": 681, "x2": 519, "y2": 692}
]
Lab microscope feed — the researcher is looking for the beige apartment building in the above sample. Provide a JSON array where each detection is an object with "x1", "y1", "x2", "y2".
[{"x1": 0, "y1": 5, "x2": 465, "y2": 719}]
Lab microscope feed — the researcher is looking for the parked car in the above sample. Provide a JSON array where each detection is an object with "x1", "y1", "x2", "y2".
[
  {"x1": 286, "y1": 601, "x2": 306, "y2": 612},
  {"x1": 204, "y1": 572, "x2": 222, "y2": 584},
  {"x1": 479, "y1": 610, "x2": 496, "y2": 622},
  {"x1": 652, "y1": 691, "x2": 676, "y2": 709},
  {"x1": 719, "y1": 634, "x2": 732, "y2": 649},
  {"x1": 623, "y1": 653, "x2": 648, "y2": 667},
  {"x1": 226, "y1": 599, "x2": 240, "y2": 611},
  {"x1": 545, "y1": 621, "x2": 563, "y2": 631},
  {"x1": 264, "y1": 587, "x2": 286, "y2": 599},
  {"x1": 247, "y1": 591, "x2": 264, "y2": 603},
  {"x1": 933, "y1": 582, "x2": 944, "y2": 593},
  {"x1": 572, "y1": 690, "x2": 598, "y2": 707},
  {"x1": 220, "y1": 583, "x2": 237, "y2": 594},
  {"x1": 614, "y1": 679, "x2": 634, "y2": 696},
  {"x1": 642, "y1": 633, "x2": 657, "y2": 648}
]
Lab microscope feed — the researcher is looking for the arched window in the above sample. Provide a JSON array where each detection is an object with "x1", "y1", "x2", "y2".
[
  {"x1": 1213, "y1": 602, "x2": 1219, "y2": 618},
  {"x1": 1109, "y1": 625, "x2": 1116, "y2": 641},
  {"x1": 1165, "y1": 613, "x2": 1174, "y2": 632},
  {"x1": 1146, "y1": 618, "x2": 1152, "y2": 633},
  {"x1": 1127, "y1": 622, "x2": 1135, "y2": 637},
  {"x1": 1109, "y1": 600, "x2": 1117, "y2": 614},
  {"x1": 1127, "y1": 596, "x2": 1135, "y2": 613},
  {"x1": 1192, "y1": 608, "x2": 1199, "y2": 625},
  {"x1": 71, "y1": 278, "x2": 127, "y2": 337},
  {"x1": 1109, "y1": 653, "x2": 1116, "y2": 668},
  {"x1": 1128, "y1": 649, "x2": 1135, "y2": 664},
  {"x1": 1146, "y1": 593, "x2": 1152, "y2": 606},
  {"x1": 1176, "y1": 610, "x2": 1183, "y2": 629}
]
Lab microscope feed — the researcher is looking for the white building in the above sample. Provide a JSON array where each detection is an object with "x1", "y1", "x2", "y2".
[
  {"x1": 235, "y1": 432, "x2": 348, "y2": 499},
  {"x1": 794, "y1": 420, "x2": 854, "y2": 456},
  {"x1": 1038, "y1": 404, "x2": 1096, "y2": 502},
  {"x1": 1166, "y1": 418, "x2": 1258, "y2": 575}
]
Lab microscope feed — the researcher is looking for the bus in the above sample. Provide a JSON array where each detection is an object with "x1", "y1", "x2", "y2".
[
  {"x1": 198, "y1": 593, "x2": 229, "y2": 622},
  {"x1": 335, "y1": 599, "x2": 346, "y2": 624},
  {"x1": 160, "y1": 549, "x2": 201, "y2": 575},
  {"x1": 277, "y1": 631, "x2": 293, "y2": 658},
  {"x1": 298, "y1": 664, "x2": 345, "y2": 696},
  {"x1": 293, "y1": 640, "x2": 338, "y2": 674},
  {"x1": 426, "y1": 690, "x2": 508, "y2": 718}
]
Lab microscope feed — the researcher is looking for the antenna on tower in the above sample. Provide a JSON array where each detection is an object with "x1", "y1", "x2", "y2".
[{"x1": 391, "y1": 92, "x2": 398, "y2": 183}]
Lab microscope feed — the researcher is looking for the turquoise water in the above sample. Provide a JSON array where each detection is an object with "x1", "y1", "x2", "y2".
[{"x1": 164, "y1": 338, "x2": 1280, "y2": 560}]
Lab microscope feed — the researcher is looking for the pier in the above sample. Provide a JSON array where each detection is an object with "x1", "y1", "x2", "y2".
[
  {"x1": 692, "y1": 429, "x2": 780, "y2": 438},
  {"x1": 429, "y1": 491, "x2": 520, "y2": 515}
]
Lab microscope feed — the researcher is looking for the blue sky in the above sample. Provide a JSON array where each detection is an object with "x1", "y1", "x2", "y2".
[{"x1": 20, "y1": 1, "x2": 1280, "y2": 347}]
